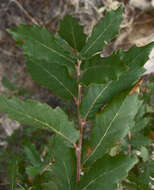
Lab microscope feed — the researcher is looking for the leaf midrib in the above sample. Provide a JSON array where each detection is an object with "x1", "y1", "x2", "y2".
[
  {"x1": 2, "y1": 98, "x2": 75, "y2": 145},
  {"x1": 63, "y1": 161, "x2": 71, "y2": 190},
  {"x1": 83, "y1": 82, "x2": 111, "y2": 120},
  {"x1": 21, "y1": 32, "x2": 74, "y2": 64},
  {"x1": 37, "y1": 63, "x2": 76, "y2": 99},
  {"x1": 35, "y1": 40, "x2": 74, "y2": 63},
  {"x1": 82, "y1": 158, "x2": 135, "y2": 190},
  {"x1": 83, "y1": 12, "x2": 121, "y2": 55},
  {"x1": 71, "y1": 21, "x2": 77, "y2": 50},
  {"x1": 83, "y1": 98, "x2": 126, "y2": 165}
]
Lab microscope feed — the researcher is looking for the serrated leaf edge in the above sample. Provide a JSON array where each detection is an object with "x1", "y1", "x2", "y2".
[
  {"x1": 34, "y1": 63, "x2": 76, "y2": 99},
  {"x1": 83, "y1": 8, "x2": 122, "y2": 56},
  {"x1": 32, "y1": 38, "x2": 74, "y2": 64},
  {"x1": 83, "y1": 95, "x2": 131, "y2": 165},
  {"x1": 83, "y1": 82, "x2": 112, "y2": 120},
  {"x1": 8, "y1": 26, "x2": 75, "y2": 65},
  {"x1": 119, "y1": 42, "x2": 154, "y2": 67},
  {"x1": 1, "y1": 97, "x2": 76, "y2": 145},
  {"x1": 81, "y1": 157, "x2": 138, "y2": 190}
]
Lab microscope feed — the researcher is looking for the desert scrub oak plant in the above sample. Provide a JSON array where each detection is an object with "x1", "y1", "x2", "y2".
[{"x1": 0, "y1": 5, "x2": 154, "y2": 189}]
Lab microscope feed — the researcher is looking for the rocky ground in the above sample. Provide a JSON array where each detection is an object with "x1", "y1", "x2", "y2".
[{"x1": 0, "y1": 0, "x2": 154, "y2": 189}]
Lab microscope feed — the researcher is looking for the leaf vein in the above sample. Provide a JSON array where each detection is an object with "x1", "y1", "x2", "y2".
[
  {"x1": 36, "y1": 40, "x2": 74, "y2": 64},
  {"x1": 38, "y1": 64, "x2": 75, "y2": 99},
  {"x1": 84, "y1": 13, "x2": 120, "y2": 55},
  {"x1": 63, "y1": 161, "x2": 71, "y2": 190},
  {"x1": 82, "y1": 160, "x2": 132, "y2": 189},
  {"x1": 83, "y1": 99, "x2": 125, "y2": 165},
  {"x1": 84, "y1": 82, "x2": 111, "y2": 120},
  {"x1": 2, "y1": 98, "x2": 74, "y2": 145}
]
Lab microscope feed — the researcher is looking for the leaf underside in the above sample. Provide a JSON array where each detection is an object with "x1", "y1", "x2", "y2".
[{"x1": 0, "y1": 96, "x2": 79, "y2": 146}]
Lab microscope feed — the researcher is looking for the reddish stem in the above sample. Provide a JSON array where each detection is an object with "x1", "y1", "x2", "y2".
[{"x1": 75, "y1": 60, "x2": 85, "y2": 183}]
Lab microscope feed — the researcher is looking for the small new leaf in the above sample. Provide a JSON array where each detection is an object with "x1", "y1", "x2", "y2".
[
  {"x1": 0, "y1": 96, "x2": 80, "y2": 146},
  {"x1": 81, "y1": 6, "x2": 122, "y2": 58},
  {"x1": 59, "y1": 15, "x2": 87, "y2": 51}
]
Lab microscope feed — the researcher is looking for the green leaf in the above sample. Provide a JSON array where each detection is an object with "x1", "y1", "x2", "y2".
[
  {"x1": 23, "y1": 142, "x2": 41, "y2": 166},
  {"x1": 55, "y1": 34, "x2": 78, "y2": 61},
  {"x1": 140, "y1": 146, "x2": 149, "y2": 162},
  {"x1": 81, "y1": 6, "x2": 122, "y2": 58},
  {"x1": 27, "y1": 59, "x2": 78, "y2": 100},
  {"x1": 42, "y1": 181, "x2": 59, "y2": 190},
  {"x1": 26, "y1": 165, "x2": 45, "y2": 178},
  {"x1": 135, "y1": 104, "x2": 146, "y2": 121},
  {"x1": 148, "y1": 160, "x2": 154, "y2": 178},
  {"x1": 146, "y1": 105, "x2": 154, "y2": 113},
  {"x1": 0, "y1": 96, "x2": 79, "y2": 146},
  {"x1": 79, "y1": 54, "x2": 128, "y2": 85},
  {"x1": 127, "y1": 168, "x2": 151, "y2": 190},
  {"x1": 131, "y1": 104, "x2": 150, "y2": 134},
  {"x1": 129, "y1": 136, "x2": 152, "y2": 147},
  {"x1": 78, "y1": 155, "x2": 138, "y2": 190},
  {"x1": 118, "y1": 42, "x2": 154, "y2": 69},
  {"x1": 83, "y1": 93, "x2": 141, "y2": 166},
  {"x1": 7, "y1": 25, "x2": 75, "y2": 71},
  {"x1": 80, "y1": 69, "x2": 143, "y2": 120},
  {"x1": 58, "y1": 15, "x2": 87, "y2": 51},
  {"x1": 80, "y1": 43, "x2": 154, "y2": 120},
  {"x1": 8, "y1": 155, "x2": 18, "y2": 190},
  {"x1": 50, "y1": 135, "x2": 76, "y2": 190},
  {"x1": 122, "y1": 182, "x2": 138, "y2": 190},
  {"x1": 131, "y1": 117, "x2": 150, "y2": 135}
]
